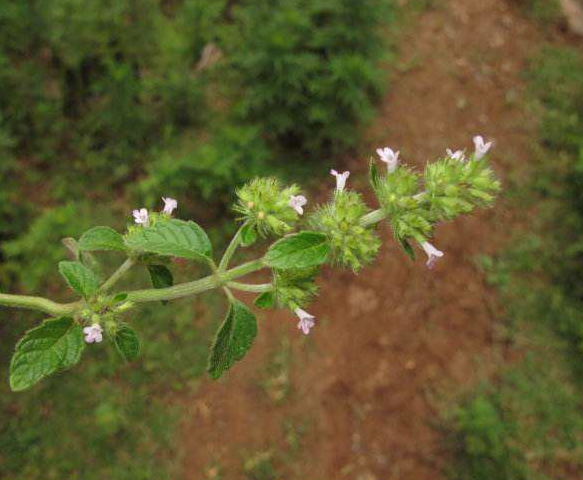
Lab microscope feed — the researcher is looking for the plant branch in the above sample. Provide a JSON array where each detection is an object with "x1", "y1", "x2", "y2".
[
  {"x1": 99, "y1": 257, "x2": 136, "y2": 292},
  {"x1": 227, "y1": 282, "x2": 273, "y2": 293},
  {"x1": 0, "y1": 293, "x2": 81, "y2": 317},
  {"x1": 127, "y1": 259, "x2": 266, "y2": 303},
  {"x1": 360, "y1": 208, "x2": 386, "y2": 227},
  {"x1": 218, "y1": 225, "x2": 244, "y2": 272}
]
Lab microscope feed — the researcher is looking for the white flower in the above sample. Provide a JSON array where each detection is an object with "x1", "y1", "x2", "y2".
[
  {"x1": 473, "y1": 135, "x2": 493, "y2": 160},
  {"x1": 446, "y1": 149, "x2": 466, "y2": 162},
  {"x1": 294, "y1": 308, "x2": 316, "y2": 335},
  {"x1": 83, "y1": 324, "x2": 103, "y2": 344},
  {"x1": 161, "y1": 197, "x2": 178, "y2": 215},
  {"x1": 289, "y1": 195, "x2": 307, "y2": 215},
  {"x1": 132, "y1": 208, "x2": 149, "y2": 227},
  {"x1": 330, "y1": 169, "x2": 350, "y2": 193},
  {"x1": 376, "y1": 147, "x2": 400, "y2": 173},
  {"x1": 420, "y1": 241, "x2": 444, "y2": 269}
]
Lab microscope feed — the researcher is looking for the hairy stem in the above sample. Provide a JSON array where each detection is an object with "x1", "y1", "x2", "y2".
[
  {"x1": 127, "y1": 259, "x2": 266, "y2": 303},
  {"x1": 0, "y1": 293, "x2": 81, "y2": 317},
  {"x1": 218, "y1": 225, "x2": 244, "y2": 272},
  {"x1": 360, "y1": 208, "x2": 386, "y2": 227},
  {"x1": 227, "y1": 282, "x2": 273, "y2": 293},
  {"x1": 99, "y1": 257, "x2": 136, "y2": 292}
]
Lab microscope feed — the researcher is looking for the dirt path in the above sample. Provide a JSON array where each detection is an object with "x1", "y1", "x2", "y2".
[{"x1": 180, "y1": 1, "x2": 543, "y2": 478}]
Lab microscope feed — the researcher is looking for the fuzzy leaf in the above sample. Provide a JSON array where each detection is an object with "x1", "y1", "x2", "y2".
[
  {"x1": 240, "y1": 223, "x2": 257, "y2": 247},
  {"x1": 125, "y1": 219, "x2": 212, "y2": 263},
  {"x1": 114, "y1": 324, "x2": 140, "y2": 362},
  {"x1": 207, "y1": 300, "x2": 258, "y2": 380},
  {"x1": 58, "y1": 261, "x2": 100, "y2": 298},
  {"x1": 79, "y1": 226, "x2": 125, "y2": 252},
  {"x1": 264, "y1": 232, "x2": 330, "y2": 269},
  {"x1": 9, "y1": 317, "x2": 85, "y2": 391},
  {"x1": 254, "y1": 291, "x2": 276, "y2": 309}
]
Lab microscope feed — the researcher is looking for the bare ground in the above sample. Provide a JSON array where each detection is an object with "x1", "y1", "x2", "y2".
[{"x1": 179, "y1": 0, "x2": 545, "y2": 478}]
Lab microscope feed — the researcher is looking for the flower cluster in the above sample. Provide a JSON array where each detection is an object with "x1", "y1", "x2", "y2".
[
  {"x1": 272, "y1": 267, "x2": 319, "y2": 310},
  {"x1": 129, "y1": 197, "x2": 178, "y2": 232},
  {"x1": 233, "y1": 178, "x2": 304, "y2": 237},
  {"x1": 309, "y1": 189, "x2": 381, "y2": 272}
]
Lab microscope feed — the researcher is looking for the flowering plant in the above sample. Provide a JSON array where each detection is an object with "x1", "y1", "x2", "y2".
[{"x1": 0, "y1": 137, "x2": 499, "y2": 391}]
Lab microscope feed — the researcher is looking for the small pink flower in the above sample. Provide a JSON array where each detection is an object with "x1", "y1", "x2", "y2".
[
  {"x1": 420, "y1": 241, "x2": 444, "y2": 269},
  {"x1": 376, "y1": 147, "x2": 400, "y2": 173},
  {"x1": 83, "y1": 324, "x2": 103, "y2": 344},
  {"x1": 446, "y1": 149, "x2": 465, "y2": 162},
  {"x1": 330, "y1": 169, "x2": 350, "y2": 193},
  {"x1": 162, "y1": 197, "x2": 178, "y2": 215},
  {"x1": 132, "y1": 208, "x2": 149, "y2": 227},
  {"x1": 294, "y1": 308, "x2": 316, "y2": 335},
  {"x1": 473, "y1": 135, "x2": 493, "y2": 160},
  {"x1": 289, "y1": 195, "x2": 308, "y2": 215}
]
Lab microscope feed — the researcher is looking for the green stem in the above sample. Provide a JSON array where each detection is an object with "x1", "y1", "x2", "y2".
[
  {"x1": 0, "y1": 293, "x2": 81, "y2": 317},
  {"x1": 227, "y1": 282, "x2": 273, "y2": 293},
  {"x1": 218, "y1": 225, "x2": 244, "y2": 272},
  {"x1": 360, "y1": 208, "x2": 386, "y2": 227},
  {"x1": 127, "y1": 259, "x2": 266, "y2": 303},
  {"x1": 99, "y1": 258, "x2": 136, "y2": 292}
]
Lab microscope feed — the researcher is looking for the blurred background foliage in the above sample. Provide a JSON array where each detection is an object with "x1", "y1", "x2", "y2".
[
  {"x1": 447, "y1": 33, "x2": 583, "y2": 480},
  {"x1": 0, "y1": 0, "x2": 395, "y2": 478}
]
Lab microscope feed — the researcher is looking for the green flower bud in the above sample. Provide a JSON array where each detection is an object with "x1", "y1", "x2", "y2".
[
  {"x1": 372, "y1": 167, "x2": 433, "y2": 243},
  {"x1": 425, "y1": 156, "x2": 501, "y2": 221},
  {"x1": 309, "y1": 191, "x2": 380, "y2": 272},
  {"x1": 233, "y1": 178, "x2": 303, "y2": 237}
]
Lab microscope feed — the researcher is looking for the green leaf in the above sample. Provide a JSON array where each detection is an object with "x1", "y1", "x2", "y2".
[
  {"x1": 207, "y1": 300, "x2": 258, "y2": 380},
  {"x1": 114, "y1": 324, "x2": 140, "y2": 362},
  {"x1": 147, "y1": 264, "x2": 174, "y2": 305},
  {"x1": 254, "y1": 291, "x2": 276, "y2": 309},
  {"x1": 9, "y1": 317, "x2": 85, "y2": 391},
  {"x1": 264, "y1": 231, "x2": 330, "y2": 269},
  {"x1": 58, "y1": 261, "x2": 100, "y2": 298},
  {"x1": 78, "y1": 226, "x2": 125, "y2": 252},
  {"x1": 240, "y1": 223, "x2": 257, "y2": 247},
  {"x1": 125, "y1": 219, "x2": 212, "y2": 263},
  {"x1": 398, "y1": 237, "x2": 416, "y2": 261}
]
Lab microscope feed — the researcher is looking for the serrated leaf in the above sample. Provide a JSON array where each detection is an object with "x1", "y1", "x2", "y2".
[
  {"x1": 9, "y1": 317, "x2": 85, "y2": 391},
  {"x1": 264, "y1": 231, "x2": 330, "y2": 269},
  {"x1": 58, "y1": 261, "x2": 100, "y2": 298},
  {"x1": 147, "y1": 264, "x2": 174, "y2": 305},
  {"x1": 240, "y1": 223, "x2": 257, "y2": 247},
  {"x1": 207, "y1": 300, "x2": 257, "y2": 380},
  {"x1": 254, "y1": 291, "x2": 276, "y2": 309},
  {"x1": 114, "y1": 324, "x2": 140, "y2": 362},
  {"x1": 79, "y1": 226, "x2": 125, "y2": 252},
  {"x1": 125, "y1": 219, "x2": 212, "y2": 263}
]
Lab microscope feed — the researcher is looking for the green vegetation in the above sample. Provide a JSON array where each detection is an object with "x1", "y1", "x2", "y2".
[
  {"x1": 445, "y1": 45, "x2": 583, "y2": 480},
  {"x1": 0, "y1": 0, "x2": 397, "y2": 477}
]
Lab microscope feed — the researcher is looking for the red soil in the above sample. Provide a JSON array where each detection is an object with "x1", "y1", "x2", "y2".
[{"x1": 179, "y1": 0, "x2": 544, "y2": 478}]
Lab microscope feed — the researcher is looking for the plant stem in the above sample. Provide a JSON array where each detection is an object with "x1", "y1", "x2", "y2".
[
  {"x1": 360, "y1": 208, "x2": 386, "y2": 227},
  {"x1": 227, "y1": 282, "x2": 273, "y2": 293},
  {"x1": 0, "y1": 293, "x2": 81, "y2": 317},
  {"x1": 127, "y1": 259, "x2": 266, "y2": 303},
  {"x1": 99, "y1": 258, "x2": 136, "y2": 292},
  {"x1": 218, "y1": 225, "x2": 244, "y2": 272}
]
